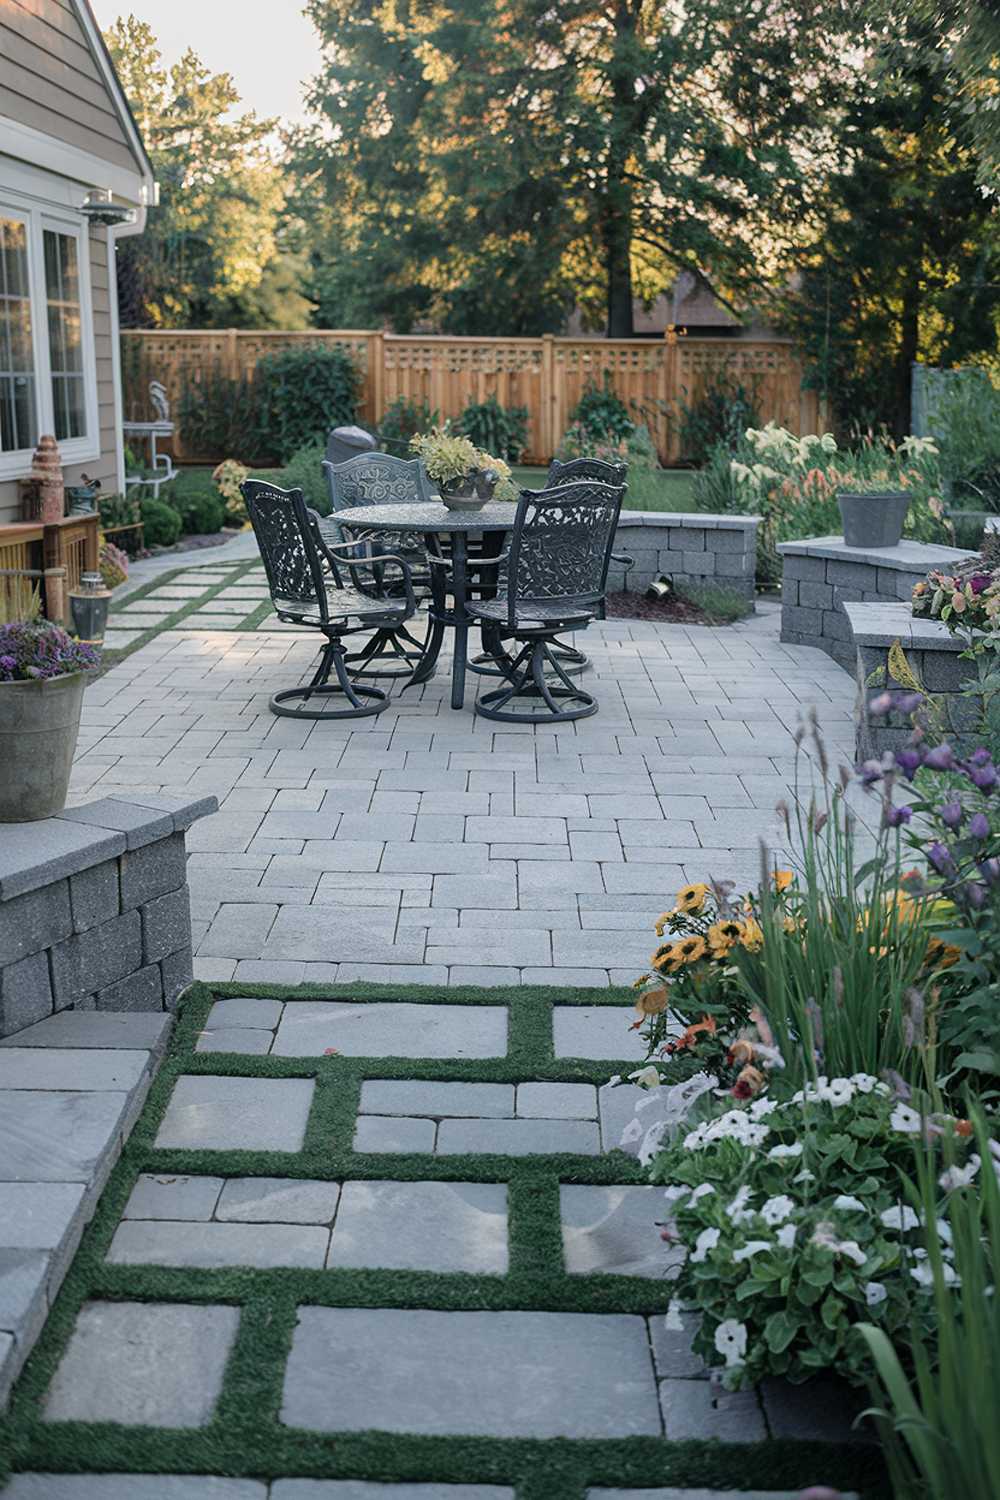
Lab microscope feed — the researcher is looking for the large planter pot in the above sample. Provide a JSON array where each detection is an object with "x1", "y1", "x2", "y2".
[
  {"x1": 0, "y1": 671, "x2": 86, "y2": 822},
  {"x1": 837, "y1": 490, "x2": 911, "y2": 549}
]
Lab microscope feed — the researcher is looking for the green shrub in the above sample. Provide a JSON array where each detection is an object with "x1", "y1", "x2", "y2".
[
  {"x1": 139, "y1": 497, "x2": 182, "y2": 548},
  {"x1": 569, "y1": 373, "x2": 633, "y2": 441},
  {"x1": 457, "y1": 394, "x2": 528, "y2": 462},
  {"x1": 253, "y1": 344, "x2": 359, "y2": 464},
  {"x1": 168, "y1": 488, "x2": 226, "y2": 535},
  {"x1": 677, "y1": 373, "x2": 762, "y2": 466},
  {"x1": 378, "y1": 396, "x2": 438, "y2": 456},
  {"x1": 177, "y1": 368, "x2": 259, "y2": 461},
  {"x1": 929, "y1": 369, "x2": 1000, "y2": 511},
  {"x1": 277, "y1": 442, "x2": 330, "y2": 516},
  {"x1": 97, "y1": 492, "x2": 140, "y2": 530}
]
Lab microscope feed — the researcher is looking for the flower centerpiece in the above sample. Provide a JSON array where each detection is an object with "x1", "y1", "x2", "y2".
[
  {"x1": 0, "y1": 617, "x2": 100, "y2": 822},
  {"x1": 410, "y1": 428, "x2": 517, "y2": 510}
]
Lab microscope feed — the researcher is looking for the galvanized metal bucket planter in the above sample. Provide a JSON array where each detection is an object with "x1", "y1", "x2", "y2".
[
  {"x1": 0, "y1": 671, "x2": 86, "y2": 821},
  {"x1": 837, "y1": 490, "x2": 911, "y2": 550}
]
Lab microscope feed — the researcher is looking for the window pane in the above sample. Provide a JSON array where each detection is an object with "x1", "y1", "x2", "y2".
[
  {"x1": 43, "y1": 230, "x2": 85, "y2": 442},
  {"x1": 0, "y1": 216, "x2": 38, "y2": 454}
]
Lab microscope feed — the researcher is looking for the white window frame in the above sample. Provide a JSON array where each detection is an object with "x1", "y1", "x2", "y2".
[{"x1": 0, "y1": 191, "x2": 100, "y2": 482}]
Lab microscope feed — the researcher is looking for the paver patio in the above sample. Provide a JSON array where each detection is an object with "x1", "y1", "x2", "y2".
[{"x1": 70, "y1": 570, "x2": 860, "y2": 989}]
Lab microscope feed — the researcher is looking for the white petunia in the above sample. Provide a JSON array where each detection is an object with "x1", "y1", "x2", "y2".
[
  {"x1": 629, "y1": 1065, "x2": 661, "y2": 1090},
  {"x1": 776, "y1": 1223, "x2": 797, "y2": 1249},
  {"x1": 733, "y1": 1239, "x2": 772, "y2": 1263},
  {"x1": 811, "y1": 1222, "x2": 867, "y2": 1266},
  {"x1": 607, "y1": 1075, "x2": 622, "y2": 1088},
  {"x1": 749, "y1": 1097, "x2": 779, "y2": 1119},
  {"x1": 767, "y1": 1141, "x2": 803, "y2": 1160},
  {"x1": 793, "y1": 1169, "x2": 816, "y2": 1184},
  {"x1": 911, "y1": 1261, "x2": 959, "y2": 1288},
  {"x1": 760, "y1": 1194, "x2": 795, "y2": 1226},
  {"x1": 891, "y1": 1103, "x2": 923, "y2": 1134},
  {"x1": 881, "y1": 1205, "x2": 920, "y2": 1231},
  {"x1": 864, "y1": 1281, "x2": 888, "y2": 1307},
  {"x1": 663, "y1": 1185, "x2": 691, "y2": 1205},
  {"x1": 820, "y1": 1078, "x2": 855, "y2": 1107},
  {"x1": 664, "y1": 1299, "x2": 685, "y2": 1332},
  {"x1": 726, "y1": 1185, "x2": 754, "y2": 1224},
  {"x1": 833, "y1": 1195, "x2": 866, "y2": 1213},
  {"x1": 690, "y1": 1227, "x2": 721, "y2": 1263},
  {"x1": 851, "y1": 1073, "x2": 880, "y2": 1094},
  {"x1": 714, "y1": 1317, "x2": 748, "y2": 1368},
  {"x1": 939, "y1": 1156, "x2": 980, "y2": 1192},
  {"x1": 691, "y1": 1183, "x2": 716, "y2": 1202}
]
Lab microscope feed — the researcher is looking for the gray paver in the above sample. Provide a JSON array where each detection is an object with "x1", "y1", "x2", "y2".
[
  {"x1": 327, "y1": 1181, "x2": 508, "y2": 1274},
  {"x1": 272, "y1": 1486, "x2": 513, "y2": 1500},
  {"x1": 353, "y1": 1116, "x2": 437, "y2": 1153},
  {"x1": 107, "y1": 1220, "x2": 329, "y2": 1269},
  {"x1": 216, "y1": 1177, "x2": 341, "y2": 1224},
  {"x1": 436, "y1": 1119, "x2": 600, "y2": 1156},
  {"x1": 273, "y1": 1003, "x2": 507, "y2": 1058},
  {"x1": 516, "y1": 1082, "x2": 597, "y2": 1119},
  {"x1": 3, "y1": 1481, "x2": 266, "y2": 1499},
  {"x1": 658, "y1": 1378, "x2": 766, "y2": 1442},
  {"x1": 43, "y1": 1301, "x2": 239, "y2": 1426},
  {"x1": 124, "y1": 1173, "x2": 224, "y2": 1221},
  {"x1": 204, "y1": 997, "x2": 284, "y2": 1029},
  {"x1": 359, "y1": 1081, "x2": 514, "y2": 1118},
  {"x1": 553, "y1": 1007, "x2": 646, "y2": 1060},
  {"x1": 0, "y1": 1011, "x2": 172, "y2": 1051},
  {"x1": 0, "y1": 1183, "x2": 86, "y2": 1249},
  {"x1": 155, "y1": 1075, "x2": 314, "y2": 1152},
  {"x1": 196, "y1": 1027, "x2": 274, "y2": 1054},
  {"x1": 0, "y1": 1048, "x2": 149, "y2": 1093},
  {"x1": 281, "y1": 1308, "x2": 661, "y2": 1437},
  {"x1": 560, "y1": 1186, "x2": 668, "y2": 1276},
  {"x1": 0, "y1": 1092, "x2": 127, "y2": 1182}
]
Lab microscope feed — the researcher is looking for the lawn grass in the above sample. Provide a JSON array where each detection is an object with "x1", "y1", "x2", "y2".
[
  {"x1": 0, "y1": 980, "x2": 889, "y2": 1499},
  {"x1": 169, "y1": 463, "x2": 700, "y2": 515}
]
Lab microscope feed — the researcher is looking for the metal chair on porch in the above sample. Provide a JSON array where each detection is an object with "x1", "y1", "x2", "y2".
[
  {"x1": 469, "y1": 479, "x2": 625, "y2": 722},
  {"x1": 242, "y1": 479, "x2": 416, "y2": 721},
  {"x1": 319, "y1": 452, "x2": 435, "y2": 678}
]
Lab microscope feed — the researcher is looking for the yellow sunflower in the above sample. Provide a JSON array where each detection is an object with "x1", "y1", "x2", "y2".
[
  {"x1": 651, "y1": 942, "x2": 683, "y2": 974},
  {"x1": 675, "y1": 934, "x2": 708, "y2": 964},
  {"x1": 924, "y1": 936, "x2": 962, "y2": 970},
  {"x1": 653, "y1": 911, "x2": 673, "y2": 938},
  {"x1": 707, "y1": 919, "x2": 744, "y2": 955},
  {"x1": 739, "y1": 918, "x2": 764, "y2": 953},
  {"x1": 675, "y1": 882, "x2": 710, "y2": 914}
]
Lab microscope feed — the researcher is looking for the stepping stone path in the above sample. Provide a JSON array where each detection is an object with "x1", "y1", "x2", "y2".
[{"x1": 8, "y1": 990, "x2": 868, "y2": 1499}]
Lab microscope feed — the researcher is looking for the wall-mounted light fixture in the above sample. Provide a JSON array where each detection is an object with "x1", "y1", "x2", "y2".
[{"x1": 78, "y1": 188, "x2": 136, "y2": 228}]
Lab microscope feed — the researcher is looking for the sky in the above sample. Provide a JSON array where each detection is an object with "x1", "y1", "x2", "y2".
[{"x1": 90, "y1": 0, "x2": 319, "y2": 127}]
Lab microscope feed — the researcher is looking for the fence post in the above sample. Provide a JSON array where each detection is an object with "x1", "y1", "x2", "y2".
[
  {"x1": 367, "y1": 330, "x2": 385, "y2": 429},
  {"x1": 226, "y1": 329, "x2": 239, "y2": 382},
  {"x1": 540, "y1": 334, "x2": 554, "y2": 463},
  {"x1": 661, "y1": 328, "x2": 679, "y2": 465}
]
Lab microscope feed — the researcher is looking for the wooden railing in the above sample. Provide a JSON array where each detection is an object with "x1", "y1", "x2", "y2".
[{"x1": 121, "y1": 328, "x2": 822, "y2": 466}]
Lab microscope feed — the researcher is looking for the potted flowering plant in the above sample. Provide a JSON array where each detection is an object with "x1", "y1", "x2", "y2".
[
  {"x1": 410, "y1": 428, "x2": 516, "y2": 509},
  {"x1": 0, "y1": 613, "x2": 100, "y2": 822}
]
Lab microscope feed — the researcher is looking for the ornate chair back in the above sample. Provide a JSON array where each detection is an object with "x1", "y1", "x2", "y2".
[
  {"x1": 322, "y1": 451, "x2": 433, "y2": 515},
  {"x1": 504, "y1": 480, "x2": 625, "y2": 629},
  {"x1": 546, "y1": 456, "x2": 627, "y2": 489},
  {"x1": 242, "y1": 479, "x2": 334, "y2": 625}
]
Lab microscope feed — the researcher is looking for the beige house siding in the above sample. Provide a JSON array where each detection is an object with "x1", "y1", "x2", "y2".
[
  {"x1": 0, "y1": 0, "x2": 139, "y2": 173},
  {"x1": 0, "y1": 0, "x2": 154, "y2": 524}
]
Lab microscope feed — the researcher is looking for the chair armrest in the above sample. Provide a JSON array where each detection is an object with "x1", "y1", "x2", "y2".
[{"x1": 325, "y1": 539, "x2": 417, "y2": 617}]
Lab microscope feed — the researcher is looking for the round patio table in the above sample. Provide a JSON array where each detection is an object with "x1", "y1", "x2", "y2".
[{"x1": 339, "y1": 501, "x2": 516, "y2": 710}]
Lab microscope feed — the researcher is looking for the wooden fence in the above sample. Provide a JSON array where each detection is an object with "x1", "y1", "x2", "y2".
[{"x1": 120, "y1": 328, "x2": 822, "y2": 466}]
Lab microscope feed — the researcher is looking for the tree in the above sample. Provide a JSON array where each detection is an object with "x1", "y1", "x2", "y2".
[
  {"x1": 292, "y1": 0, "x2": 855, "y2": 336},
  {"x1": 105, "y1": 17, "x2": 309, "y2": 328},
  {"x1": 779, "y1": 30, "x2": 1000, "y2": 436}
]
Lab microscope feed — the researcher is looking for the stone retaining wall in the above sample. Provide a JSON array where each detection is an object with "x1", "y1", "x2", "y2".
[
  {"x1": 606, "y1": 511, "x2": 760, "y2": 600},
  {"x1": 843, "y1": 601, "x2": 979, "y2": 759},
  {"x1": 0, "y1": 794, "x2": 217, "y2": 1039},
  {"x1": 778, "y1": 536, "x2": 974, "y2": 669}
]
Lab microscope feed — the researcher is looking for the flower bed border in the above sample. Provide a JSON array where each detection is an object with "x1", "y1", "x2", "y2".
[{"x1": 0, "y1": 981, "x2": 885, "y2": 1498}]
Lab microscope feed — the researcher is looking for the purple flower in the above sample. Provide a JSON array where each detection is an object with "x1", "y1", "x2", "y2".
[
  {"x1": 858, "y1": 760, "x2": 885, "y2": 786},
  {"x1": 970, "y1": 574, "x2": 991, "y2": 594},
  {"x1": 0, "y1": 622, "x2": 99, "y2": 683},
  {"x1": 970, "y1": 764, "x2": 999, "y2": 792},
  {"x1": 962, "y1": 881, "x2": 989, "y2": 910},
  {"x1": 969, "y1": 812, "x2": 991, "y2": 840},
  {"x1": 968, "y1": 749, "x2": 993, "y2": 768},
  {"x1": 883, "y1": 803, "x2": 913, "y2": 827},
  {"x1": 895, "y1": 747, "x2": 924, "y2": 777},
  {"x1": 928, "y1": 842, "x2": 957, "y2": 876},
  {"x1": 894, "y1": 692, "x2": 925, "y2": 714},
  {"x1": 938, "y1": 801, "x2": 964, "y2": 830},
  {"x1": 868, "y1": 692, "x2": 894, "y2": 718},
  {"x1": 924, "y1": 745, "x2": 956, "y2": 771},
  {"x1": 979, "y1": 858, "x2": 1000, "y2": 886}
]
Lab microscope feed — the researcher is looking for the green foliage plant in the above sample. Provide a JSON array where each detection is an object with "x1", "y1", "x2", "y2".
[
  {"x1": 676, "y1": 583, "x2": 754, "y2": 624},
  {"x1": 178, "y1": 368, "x2": 259, "y2": 461},
  {"x1": 377, "y1": 396, "x2": 439, "y2": 457},
  {"x1": 677, "y1": 374, "x2": 762, "y2": 467},
  {"x1": 859, "y1": 1108, "x2": 1000, "y2": 1500},
  {"x1": 138, "y1": 497, "x2": 182, "y2": 548},
  {"x1": 570, "y1": 374, "x2": 634, "y2": 441},
  {"x1": 253, "y1": 344, "x2": 359, "y2": 464},
  {"x1": 410, "y1": 428, "x2": 517, "y2": 499},
  {"x1": 457, "y1": 394, "x2": 529, "y2": 462},
  {"x1": 929, "y1": 369, "x2": 1000, "y2": 512},
  {"x1": 165, "y1": 485, "x2": 225, "y2": 535},
  {"x1": 277, "y1": 443, "x2": 331, "y2": 516}
]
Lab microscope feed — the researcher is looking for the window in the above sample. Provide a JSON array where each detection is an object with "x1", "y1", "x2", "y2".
[
  {"x1": 0, "y1": 216, "x2": 37, "y2": 455},
  {"x1": 0, "y1": 201, "x2": 98, "y2": 477}
]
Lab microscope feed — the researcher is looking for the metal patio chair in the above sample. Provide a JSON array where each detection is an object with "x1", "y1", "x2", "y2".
[
  {"x1": 547, "y1": 455, "x2": 634, "y2": 630},
  {"x1": 469, "y1": 479, "x2": 625, "y2": 722},
  {"x1": 319, "y1": 452, "x2": 435, "y2": 678},
  {"x1": 242, "y1": 479, "x2": 416, "y2": 721}
]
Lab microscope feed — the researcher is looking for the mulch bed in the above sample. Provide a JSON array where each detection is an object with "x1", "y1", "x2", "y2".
[{"x1": 603, "y1": 589, "x2": 714, "y2": 624}]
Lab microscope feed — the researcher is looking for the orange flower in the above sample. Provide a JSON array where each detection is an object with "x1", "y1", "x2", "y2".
[
  {"x1": 773, "y1": 869, "x2": 794, "y2": 892},
  {"x1": 635, "y1": 985, "x2": 669, "y2": 1018},
  {"x1": 727, "y1": 1038, "x2": 755, "y2": 1067},
  {"x1": 667, "y1": 1014, "x2": 717, "y2": 1055}
]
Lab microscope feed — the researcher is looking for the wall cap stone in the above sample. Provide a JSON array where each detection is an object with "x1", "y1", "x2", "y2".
[
  {"x1": 615, "y1": 511, "x2": 760, "y2": 532},
  {"x1": 0, "y1": 796, "x2": 218, "y2": 903},
  {"x1": 778, "y1": 535, "x2": 974, "y2": 571},
  {"x1": 843, "y1": 601, "x2": 979, "y2": 653}
]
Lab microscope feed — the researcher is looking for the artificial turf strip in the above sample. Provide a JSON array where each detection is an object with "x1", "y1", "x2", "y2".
[
  {"x1": 100, "y1": 558, "x2": 262, "y2": 669},
  {"x1": 0, "y1": 982, "x2": 890, "y2": 1499}
]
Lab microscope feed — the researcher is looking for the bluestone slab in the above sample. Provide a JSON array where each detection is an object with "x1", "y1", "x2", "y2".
[
  {"x1": 107, "y1": 1220, "x2": 329, "y2": 1270},
  {"x1": 327, "y1": 1181, "x2": 508, "y2": 1274},
  {"x1": 216, "y1": 1177, "x2": 341, "y2": 1224},
  {"x1": 436, "y1": 1119, "x2": 600, "y2": 1156},
  {"x1": 517, "y1": 1082, "x2": 597, "y2": 1119},
  {"x1": 273, "y1": 1003, "x2": 507, "y2": 1058},
  {"x1": 3, "y1": 1480, "x2": 265, "y2": 1499},
  {"x1": 0, "y1": 1048, "x2": 149, "y2": 1093},
  {"x1": 124, "y1": 1174, "x2": 224, "y2": 1221},
  {"x1": 0, "y1": 1011, "x2": 172, "y2": 1052},
  {"x1": 553, "y1": 1007, "x2": 645, "y2": 1060},
  {"x1": 271, "y1": 1487, "x2": 514, "y2": 1500},
  {"x1": 560, "y1": 1186, "x2": 669, "y2": 1276},
  {"x1": 359, "y1": 1081, "x2": 514, "y2": 1118},
  {"x1": 0, "y1": 1092, "x2": 128, "y2": 1182},
  {"x1": 155, "y1": 1075, "x2": 314, "y2": 1152},
  {"x1": 281, "y1": 1308, "x2": 661, "y2": 1437}
]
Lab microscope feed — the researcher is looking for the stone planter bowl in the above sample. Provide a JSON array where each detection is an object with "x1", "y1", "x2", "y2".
[
  {"x1": 0, "y1": 670, "x2": 86, "y2": 821},
  {"x1": 837, "y1": 490, "x2": 911, "y2": 550}
]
